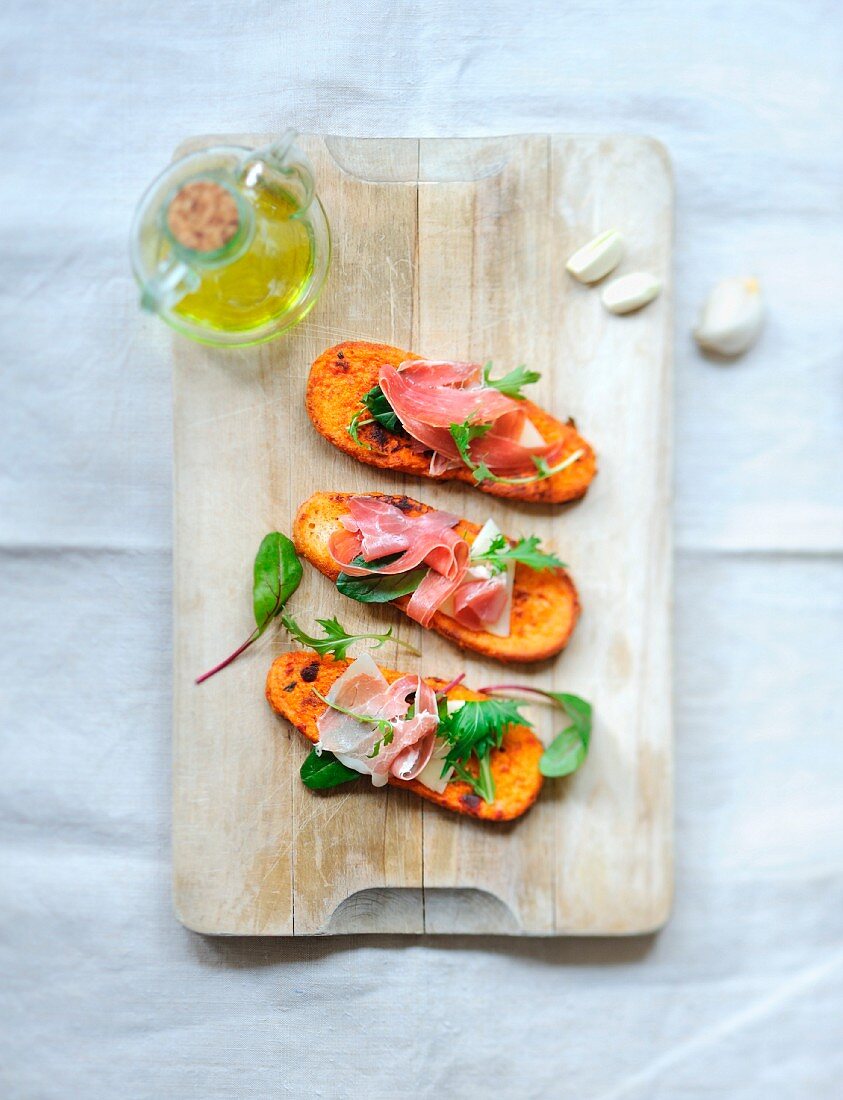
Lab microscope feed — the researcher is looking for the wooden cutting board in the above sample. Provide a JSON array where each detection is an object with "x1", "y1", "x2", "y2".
[{"x1": 172, "y1": 133, "x2": 673, "y2": 936}]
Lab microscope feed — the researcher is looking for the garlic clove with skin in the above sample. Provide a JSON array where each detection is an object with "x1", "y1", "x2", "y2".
[
  {"x1": 566, "y1": 229, "x2": 625, "y2": 284},
  {"x1": 693, "y1": 277, "x2": 763, "y2": 357},
  {"x1": 601, "y1": 272, "x2": 662, "y2": 315}
]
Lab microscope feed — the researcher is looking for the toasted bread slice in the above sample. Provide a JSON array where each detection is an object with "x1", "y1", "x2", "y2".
[
  {"x1": 306, "y1": 341, "x2": 597, "y2": 504},
  {"x1": 293, "y1": 491, "x2": 580, "y2": 663},
  {"x1": 266, "y1": 651, "x2": 544, "y2": 821}
]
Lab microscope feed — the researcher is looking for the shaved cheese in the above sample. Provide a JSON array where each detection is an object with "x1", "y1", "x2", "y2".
[
  {"x1": 415, "y1": 737, "x2": 453, "y2": 793},
  {"x1": 333, "y1": 751, "x2": 376, "y2": 777},
  {"x1": 325, "y1": 651, "x2": 385, "y2": 702},
  {"x1": 437, "y1": 518, "x2": 514, "y2": 636},
  {"x1": 466, "y1": 518, "x2": 515, "y2": 638},
  {"x1": 414, "y1": 701, "x2": 467, "y2": 792},
  {"x1": 518, "y1": 416, "x2": 545, "y2": 449}
]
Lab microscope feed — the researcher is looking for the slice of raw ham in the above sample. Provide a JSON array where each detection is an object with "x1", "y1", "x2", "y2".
[
  {"x1": 405, "y1": 562, "x2": 469, "y2": 628},
  {"x1": 328, "y1": 496, "x2": 464, "y2": 580},
  {"x1": 329, "y1": 496, "x2": 514, "y2": 634},
  {"x1": 315, "y1": 654, "x2": 438, "y2": 785},
  {"x1": 368, "y1": 676, "x2": 439, "y2": 782},
  {"x1": 378, "y1": 359, "x2": 565, "y2": 477},
  {"x1": 451, "y1": 574, "x2": 509, "y2": 632}
]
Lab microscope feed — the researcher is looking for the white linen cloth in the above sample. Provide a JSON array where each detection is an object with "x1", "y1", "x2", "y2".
[{"x1": 1, "y1": 1, "x2": 842, "y2": 1096}]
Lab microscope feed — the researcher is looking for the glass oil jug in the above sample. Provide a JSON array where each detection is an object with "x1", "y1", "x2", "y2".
[{"x1": 131, "y1": 131, "x2": 331, "y2": 346}]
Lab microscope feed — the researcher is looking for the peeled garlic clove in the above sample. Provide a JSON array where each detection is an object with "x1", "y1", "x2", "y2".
[
  {"x1": 566, "y1": 229, "x2": 625, "y2": 284},
  {"x1": 693, "y1": 277, "x2": 763, "y2": 357},
  {"x1": 601, "y1": 272, "x2": 661, "y2": 314}
]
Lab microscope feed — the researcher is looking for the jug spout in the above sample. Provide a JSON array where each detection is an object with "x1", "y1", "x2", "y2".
[{"x1": 242, "y1": 129, "x2": 315, "y2": 215}]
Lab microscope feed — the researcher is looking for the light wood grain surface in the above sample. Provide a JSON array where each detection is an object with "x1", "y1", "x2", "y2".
[{"x1": 172, "y1": 133, "x2": 674, "y2": 936}]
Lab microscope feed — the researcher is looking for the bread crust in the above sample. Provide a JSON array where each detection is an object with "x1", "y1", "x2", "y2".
[
  {"x1": 293, "y1": 491, "x2": 580, "y2": 663},
  {"x1": 306, "y1": 341, "x2": 597, "y2": 504},
  {"x1": 266, "y1": 651, "x2": 544, "y2": 821}
]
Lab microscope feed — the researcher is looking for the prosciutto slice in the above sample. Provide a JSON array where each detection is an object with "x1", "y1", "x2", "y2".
[
  {"x1": 329, "y1": 497, "x2": 464, "y2": 580},
  {"x1": 328, "y1": 496, "x2": 508, "y2": 632},
  {"x1": 378, "y1": 359, "x2": 565, "y2": 476},
  {"x1": 451, "y1": 573, "x2": 510, "y2": 632},
  {"x1": 329, "y1": 497, "x2": 469, "y2": 628},
  {"x1": 315, "y1": 654, "x2": 439, "y2": 785}
]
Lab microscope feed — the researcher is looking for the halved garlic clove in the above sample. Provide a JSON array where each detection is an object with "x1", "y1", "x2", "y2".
[
  {"x1": 601, "y1": 272, "x2": 661, "y2": 314},
  {"x1": 693, "y1": 277, "x2": 763, "y2": 357},
  {"x1": 566, "y1": 229, "x2": 625, "y2": 284}
]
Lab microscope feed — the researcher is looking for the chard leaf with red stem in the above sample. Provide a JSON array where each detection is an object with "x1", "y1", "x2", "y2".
[{"x1": 196, "y1": 532, "x2": 303, "y2": 684}]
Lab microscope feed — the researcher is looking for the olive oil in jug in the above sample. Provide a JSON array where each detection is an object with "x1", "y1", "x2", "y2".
[{"x1": 131, "y1": 131, "x2": 330, "y2": 347}]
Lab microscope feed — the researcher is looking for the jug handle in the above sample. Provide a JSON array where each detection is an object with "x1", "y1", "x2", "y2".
[
  {"x1": 243, "y1": 129, "x2": 315, "y2": 216},
  {"x1": 140, "y1": 255, "x2": 200, "y2": 314}
]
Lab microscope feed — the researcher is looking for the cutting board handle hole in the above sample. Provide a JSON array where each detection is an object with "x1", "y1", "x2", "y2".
[{"x1": 325, "y1": 887, "x2": 520, "y2": 934}]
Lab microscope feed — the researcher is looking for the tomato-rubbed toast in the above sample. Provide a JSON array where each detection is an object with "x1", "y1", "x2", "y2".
[
  {"x1": 293, "y1": 491, "x2": 580, "y2": 663},
  {"x1": 306, "y1": 341, "x2": 597, "y2": 504},
  {"x1": 266, "y1": 651, "x2": 544, "y2": 821}
]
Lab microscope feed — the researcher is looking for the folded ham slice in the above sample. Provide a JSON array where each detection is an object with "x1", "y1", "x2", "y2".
[
  {"x1": 330, "y1": 497, "x2": 463, "y2": 579},
  {"x1": 328, "y1": 496, "x2": 508, "y2": 631},
  {"x1": 315, "y1": 653, "x2": 439, "y2": 785},
  {"x1": 378, "y1": 359, "x2": 565, "y2": 477},
  {"x1": 451, "y1": 574, "x2": 510, "y2": 632}
]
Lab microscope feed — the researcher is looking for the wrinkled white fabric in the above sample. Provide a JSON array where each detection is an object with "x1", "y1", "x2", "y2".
[{"x1": 1, "y1": 1, "x2": 842, "y2": 1098}]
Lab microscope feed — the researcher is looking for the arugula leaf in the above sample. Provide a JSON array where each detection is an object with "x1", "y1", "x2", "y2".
[
  {"x1": 525, "y1": 450, "x2": 586, "y2": 483},
  {"x1": 470, "y1": 460, "x2": 496, "y2": 484},
  {"x1": 282, "y1": 613, "x2": 420, "y2": 659},
  {"x1": 362, "y1": 384, "x2": 402, "y2": 432},
  {"x1": 449, "y1": 417, "x2": 585, "y2": 487},
  {"x1": 311, "y1": 688, "x2": 394, "y2": 741},
  {"x1": 486, "y1": 450, "x2": 585, "y2": 485},
  {"x1": 483, "y1": 361, "x2": 541, "y2": 399},
  {"x1": 449, "y1": 418, "x2": 494, "y2": 471},
  {"x1": 475, "y1": 684, "x2": 592, "y2": 779},
  {"x1": 300, "y1": 749, "x2": 360, "y2": 789},
  {"x1": 347, "y1": 408, "x2": 374, "y2": 449},
  {"x1": 438, "y1": 698, "x2": 530, "y2": 804},
  {"x1": 471, "y1": 534, "x2": 566, "y2": 575},
  {"x1": 367, "y1": 725, "x2": 395, "y2": 759},
  {"x1": 336, "y1": 565, "x2": 429, "y2": 604},
  {"x1": 196, "y1": 532, "x2": 303, "y2": 684},
  {"x1": 465, "y1": 442, "x2": 586, "y2": 486}
]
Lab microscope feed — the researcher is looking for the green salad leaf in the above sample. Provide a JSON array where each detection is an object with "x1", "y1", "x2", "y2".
[
  {"x1": 483, "y1": 361, "x2": 541, "y2": 399},
  {"x1": 196, "y1": 532, "x2": 303, "y2": 684},
  {"x1": 536, "y1": 693, "x2": 592, "y2": 777},
  {"x1": 476, "y1": 684, "x2": 593, "y2": 779},
  {"x1": 347, "y1": 408, "x2": 373, "y2": 449},
  {"x1": 362, "y1": 383, "x2": 401, "y2": 432},
  {"x1": 336, "y1": 564, "x2": 429, "y2": 604},
  {"x1": 300, "y1": 749, "x2": 360, "y2": 790},
  {"x1": 438, "y1": 697, "x2": 529, "y2": 804},
  {"x1": 252, "y1": 532, "x2": 305, "y2": 629},
  {"x1": 346, "y1": 384, "x2": 402, "y2": 448},
  {"x1": 449, "y1": 416, "x2": 586, "y2": 486},
  {"x1": 347, "y1": 551, "x2": 404, "y2": 571},
  {"x1": 311, "y1": 687, "x2": 394, "y2": 737},
  {"x1": 471, "y1": 533, "x2": 566, "y2": 574},
  {"x1": 449, "y1": 418, "x2": 494, "y2": 471},
  {"x1": 282, "y1": 613, "x2": 419, "y2": 659}
]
